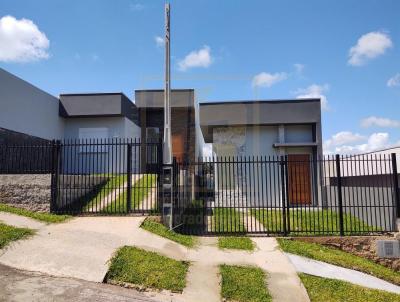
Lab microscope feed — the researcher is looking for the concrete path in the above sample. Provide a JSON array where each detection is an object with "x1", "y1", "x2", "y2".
[
  {"x1": 0, "y1": 212, "x2": 46, "y2": 229},
  {"x1": 0, "y1": 263, "x2": 158, "y2": 302},
  {"x1": 0, "y1": 213, "x2": 309, "y2": 301},
  {"x1": 287, "y1": 253, "x2": 400, "y2": 294}
]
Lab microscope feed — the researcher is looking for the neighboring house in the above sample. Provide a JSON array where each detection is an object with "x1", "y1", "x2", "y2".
[
  {"x1": 0, "y1": 68, "x2": 64, "y2": 143},
  {"x1": 325, "y1": 146, "x2": 400, "y2": 185}
]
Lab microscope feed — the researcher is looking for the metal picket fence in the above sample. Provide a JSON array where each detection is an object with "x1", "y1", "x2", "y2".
[
  {"x1": 0, "y1": 138, "x2": 162, "y2": 215},
  {"x1": 1, "y1": 138, "x2": 399, "y2": 236},
  {"x1": 172, "y1": 154, "x2": 399, "y2": 236}
]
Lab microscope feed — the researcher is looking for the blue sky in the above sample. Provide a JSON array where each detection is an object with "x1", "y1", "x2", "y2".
[{"x1": 0, "y1": 0, "x2": 399, "y2": 153}]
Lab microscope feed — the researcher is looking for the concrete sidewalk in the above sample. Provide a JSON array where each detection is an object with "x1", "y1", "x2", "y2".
[{"x1": 0, "y1": 213, "x2": 308, "y2": 302}]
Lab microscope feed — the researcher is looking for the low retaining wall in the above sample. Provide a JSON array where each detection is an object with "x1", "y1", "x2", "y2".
[
  {"x1": 0, "y1": 174, "x2": 109, "y2": 213},
  {"x1": 0, "y1": 174, "x2": 51, "y2": 212}
]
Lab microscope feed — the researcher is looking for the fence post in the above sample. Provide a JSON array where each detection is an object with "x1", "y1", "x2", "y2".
[
  {"x1": 280, "y1": 155, "x2": 288, "y2": 236},
  {"x1": 335, "y1": 154, "x2": 344, "y2": 236},
  {"x1": 391, "y1": 153, "x2": 400, "y2": 219},
  {"x1": 50, "y1": 140, "x2": 61, "y2": 213},
  {"x1": 126, "y1": 143, "x2": 132, "y2": 213}
]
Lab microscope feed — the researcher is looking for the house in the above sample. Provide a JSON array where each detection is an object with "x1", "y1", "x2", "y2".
[
  {"x1": 200, "y1": 99, "x2": 323, "y2": 206},
  {"x1": 0, "y1": 67, "x2": 323, "y2": 202}
]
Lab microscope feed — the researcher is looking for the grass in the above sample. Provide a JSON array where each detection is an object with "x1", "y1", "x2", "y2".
[
  {"x1": 0, "y1": 204, "x2": 71, "y2": 223},
  {"x1": 140, "y1": 218, "x2": 197, "y2": 248},
  {"x1": 220, "y1": 264, "x2": 272, "y2": 302},
  {"x1": 218, "y1": 236, "x2": 255, "y2": 251},
  {"x1": 252, "y1": 209, "x2": 379, "y2": 235},
  {"x1": 299, "y1": 273, "x2": 400, "y2": 302},
  {"x1": 212, "y1": 208, "x2": 246, "y2": 233},
  {"x1": 0, "y1": 223, "x2": 34, "y2": 248},
  {"x1": 83, "y1": 174, "x2": 127, "y2": 211},
  {"x1": 103, "y1": 174, "x2": 157, "y2": 213},
  {"x1": 107, "y1": 246, "x2": 189, "y2": 292},
  {"x1": 277, "y1": 238, "x2": 400, "y2": 285}
]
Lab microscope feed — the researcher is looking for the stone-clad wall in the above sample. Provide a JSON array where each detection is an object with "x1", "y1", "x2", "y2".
[{"x1": 0, "y1": 174, "x2": 51, "y2": 212}]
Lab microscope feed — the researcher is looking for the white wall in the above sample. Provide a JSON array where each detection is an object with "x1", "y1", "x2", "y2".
[{"x1": 0, "y1": 68, "x2": 64, "y2": 139}]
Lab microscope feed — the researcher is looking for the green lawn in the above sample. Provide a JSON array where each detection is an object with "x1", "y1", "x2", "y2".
[
  {"x1": 0, "y1": 223, "x2": 34, "y2": 248},
  {"x1": 0, "y1": 204, "x2": 71, "y2": 223},
  {"x1": 103, "y1": 174, "x2": 157, "y2": 213},
  {"x1": 212, "y1": 208, "x2": 246, "y2": 233},
  {"x1": 252, "y1": 209, "x2": 379, "y2": 235},
  {"x1": 278, "y1": 238, "x2": 400, "y2": 285},
  {"x1": 300, "y1": 273, "x2": 400, "y2": 302},
  {"x1": 83, "y1": 174, "x2": 127, "y2": 212},
  {"x1": 107, "y1": 246, "x2": 189, "y2": 292},
  {"x1": 220, "y1": 264, "x2": 272, "y2": 302},
  {"x1": 218, "y1": 236, "x2": 255, "y2": 251},
  {"x1": 140, "y1": 218, "x2": 197, "y2": 248}
]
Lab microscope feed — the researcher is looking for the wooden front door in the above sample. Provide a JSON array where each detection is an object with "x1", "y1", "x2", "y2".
[
  {"x1": 172, "y1": 133, "x2": 184, "y2": 163},
  {"x1": 288, "y1": 154, "x2": 311, "y2": 205}
]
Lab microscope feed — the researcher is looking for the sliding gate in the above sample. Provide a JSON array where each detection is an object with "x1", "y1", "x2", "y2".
[
  {"x1": 172, "y1": 154, "x2": 399, "y2": 236},
  {"x1": 52, "y1": 138, "x2": 162, "y2": 215}
]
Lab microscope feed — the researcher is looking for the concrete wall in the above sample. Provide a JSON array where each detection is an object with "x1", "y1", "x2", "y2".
[
  {"x1": 324, "y1": 185, "x2": 397, "y2": 231},
  {"x1": 0, "y1": 68, "x2": 64, "y2": 140},
  {"x1": 0, "y1": 174, "x2": 51, "y2": 212}
]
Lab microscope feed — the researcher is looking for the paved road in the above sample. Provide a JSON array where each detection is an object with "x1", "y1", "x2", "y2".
[{"x1": 0, "y1": 264, "x2": 158, "y2": 302}]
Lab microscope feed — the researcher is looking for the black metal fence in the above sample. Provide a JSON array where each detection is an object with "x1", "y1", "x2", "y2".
[
  {"x1": 1, "y1": 139, "x2": 162, "y2": 215},
  {"x1": 1, "y1": 138, "x2": 399, "y2": 236},
  {"x1": 0, "y1": 142, "x2": 53, "y2": 173},
  {"x1": 172, "y1": 154, "x2": 400, "y2": 236}
]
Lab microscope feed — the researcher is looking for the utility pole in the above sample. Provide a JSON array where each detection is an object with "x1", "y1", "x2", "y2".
[
  {"x1": 162, "y1": 3, "x2": 173, "y2": 229},
  {"x1": 163, "y1": 3, "x2": 172, "y2": 165}
]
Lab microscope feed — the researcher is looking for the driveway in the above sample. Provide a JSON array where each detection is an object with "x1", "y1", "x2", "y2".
[
  {"x1": 0, "y1": 263, "x2": 157, "y2": 302},
  {"x1": 0, "y1": 215, "x2": 147, "y2": 282}
]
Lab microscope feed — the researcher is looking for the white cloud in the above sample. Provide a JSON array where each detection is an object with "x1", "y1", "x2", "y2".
[
  {"x1": 323, "y1": 131, "x2": 366, "y2": 151},
  {"x1": 387, "y1": 73, "x2": 400, "y2": 87},
  {"x1": 324, "y1": 132, "x2": 392, "y2": 154},
  {"x1": 129, "y1": 3, "x2": 144, "y2": 11},
  {"x1": 348, "y1": 31, "x2": 392, "y2": 66},
  {"x1": 178, "y1": 45, "x2": 213, "y2": 71},
  {"x1": 294, "y1": 63, "x2": 305, "y2": 74},
  {"x1": 295, "y1": 84, "x2": 330, "y2": 111},
  {"x1": 252, "y1": 72, "x2": 288, "y2": 88},
  {"x1": 155, "y1": 36, "x2": 164, "y2": 48},
  {"x1": 361, "y1": 116, "x2": 400, "y2": 128},
  {"x1": 0, "y1": 15, "x2": 49, "y2": 62}
]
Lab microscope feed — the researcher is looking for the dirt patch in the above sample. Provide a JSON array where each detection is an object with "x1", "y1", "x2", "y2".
[{"x1": 294, "y1": 236, "x2": 400, "y2": 271}]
